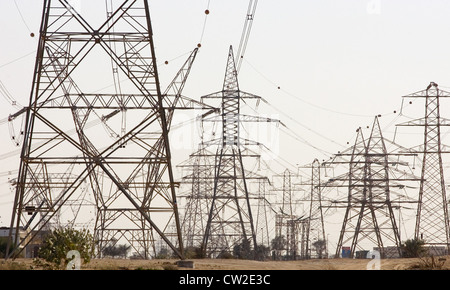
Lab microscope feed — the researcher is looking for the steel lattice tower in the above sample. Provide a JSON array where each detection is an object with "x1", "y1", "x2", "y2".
[
  {"x1": 179, "y1": 143, "x2": 274, "y2": 256},
  {"x1": 177, "y1": 46, "x2": 279, "y2": 258},
  {"x1": 279, "y1": 169, "x2": 297, "y2": 259},
  {"x1": 178, "y1": 142, "x2": 216, "y2": 250},
  {"x1": 362, "y1": 117, "x2": 401, "y2": 257},
  {"x1": 254, "y1": 177, "x2": 272, "y2": 248},
  {"x1": 333, "y1": 117, "x2": 402, "y2": 258},
  {"x1": 197, "y1": 46, "x2": 280, "y2": 257},
  {"x1": 6, "y1": 0, "x2": 198, "y2": 259},
  {"x1": 201, "y1": 46, "x2": 257, "y2": 257},
  {"x1": 273, "y1": 169, "x2": 304, "y2": 260},
  {"x1": 306, "y1": 159, "x2": 327, "y2": 258},
  {"x1": 397, "y1": 82, "x2": 450, "y2": 254}
]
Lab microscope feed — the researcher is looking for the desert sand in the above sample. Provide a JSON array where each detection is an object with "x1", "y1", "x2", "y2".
[
  {"x1": 3, "y1": 256, "x2": 446, "y2": 270},
  {"x1": 82, "y1": 257, "x2": 432, "y2": 270}
]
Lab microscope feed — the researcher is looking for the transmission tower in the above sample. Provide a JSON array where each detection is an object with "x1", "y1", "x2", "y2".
[
  {"x1": 179, "y1": 140, "x2": 274, "y2": 255},
  {"x1": 6, "y1": 0, "x2": 205, "y2": 259},
  {"x1": 397, "y1": 82, "x2": 450, "y2": 254},
  {"x1": 276, "y1": 169, "x2": 295, "y2": 258},
  {"x1": 197, "y1": 46, "x2": 280, "y2": 257},
  {"x1": 273, "y1": 168, "x2": 304, "y2": 260},
  {"x1": 253, "y1": 177, "x2": 273, "y2": 249},
  {"x1": 306, "y1": 159, "x2": 327, "y2": 258},
  {"x1": 328, "y1": 117, "x2": 411, "y2": 258},
  {"x1": 177, "y1": 142, "x2": 216, "y2": 250}
]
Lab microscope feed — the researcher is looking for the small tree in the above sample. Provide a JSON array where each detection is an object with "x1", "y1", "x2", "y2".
[
  {"x1": 233, "y1": 239, "x2": 252, "y2": 259},
  {"x1": 312, "y1": 239, "x2": 327, "y2": 259},
  {"x1": 184, "y1": 246, "x2": 203, "y2": 259},
  {"x1": 401, "y1": 238, "x2": 427, "y2": 258},
  {"x1": 253, "y1": 244, "x2": 270, "y2": 261},
  {"x1": 216, "y1": 250, "x2": 233, "y2": 259},
  {"x1": 0, "y1": 237, "x2": 15, "y2": 259},
  {"x1": 103, "y1": 244, "x2": 131, "y2": 259},
  {"x1": 271, "y1": 235, "x2": 286, "y2": 260},
  {"x1": 156, "y1": 247, "x2": 171, "y2": 259},
  {"x1": 38, "y1": 227, "x2": 93, "y2": 269}
]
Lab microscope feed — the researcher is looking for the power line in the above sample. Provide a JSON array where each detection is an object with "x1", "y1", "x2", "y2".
[
  {"x1": 242, "y1": 58, "x2": 399, "y2": 119},
  {"x1": 236, "y1": 0, "x2": 258, "y2": 73},
  {"x1": 13, "y1": 0, "x2": 33, "y2": 35},
  {"x1": 0, "y1": 81, "x2": 23, "y2": 109},
  {"x1": 0, "y1": 51, "x2": 36, "y2": 70},
  {"x1": 199, "y1": 0, "x2": 212, "y2": 46}
]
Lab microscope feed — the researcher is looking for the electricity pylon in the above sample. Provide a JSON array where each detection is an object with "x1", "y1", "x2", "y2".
[
  {"x1": 6, "y1": 0, "x2": 206, "y2": 259},
  {"x1": 306, "y1": 159, "x2": 327, "y2": 258},
  {"x1": 329, "y1": 117, "x2": 412, "y2": 258},
  {"x1": 177, "y1": 142, "x2": 216, "y2": 250},
  {"x1": 397, "y1": 82, "x2": 450, "y2": 254},
  {"x1": 273, "y1": 168, "x2": 303, "y2": 260},
  {"x1": 199, "y1": 46, "x2": 281, "y2": 257},
  {"x1": 201, "y1": 46, "x2": 257, "y2": 257}
]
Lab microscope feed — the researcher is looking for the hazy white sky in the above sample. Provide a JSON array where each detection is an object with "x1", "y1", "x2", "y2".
[{"x1": 1, "y1": 0, "x2": 450, "y2": 252}]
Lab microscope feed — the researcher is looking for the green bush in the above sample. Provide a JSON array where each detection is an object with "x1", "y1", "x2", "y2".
[
  {"x1": 0, "y1": 237, "x2": 14, "y2": 259},
  {"x1": 37, "y1": 227, "x2": 93, "y2": 269},
  {"x1": 401, "y1": 237, "x2": 427, "y2": 258}
]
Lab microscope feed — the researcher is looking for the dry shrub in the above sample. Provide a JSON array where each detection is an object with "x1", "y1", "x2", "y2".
[{"x1": 409, "y1": 255, "x2": 447, "y2": 270}]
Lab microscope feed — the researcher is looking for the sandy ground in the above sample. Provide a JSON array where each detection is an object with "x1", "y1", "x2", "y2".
[
  {"x1": 81, "y1": 257, "x2": 428, "y2": 270},
  {"x1": 2, "y1": 256, "x2": 448, "y2": 270}
]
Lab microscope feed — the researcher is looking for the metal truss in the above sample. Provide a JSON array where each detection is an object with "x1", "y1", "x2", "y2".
[
  {"x1": 397, "y1": 82, "x2": 450, "y2": 254},
  {"x1": 306, "y1": 159, "x2": 327, "y2": 258},
  {"x1": 177, "y1": 142, "x2": 216, "y2": 250},
  {"x1": 328, "y1": 117, "x2": 414, "y2": 258},
  {"x1": 187, "y1": 46, "x2": 280, "y2": 258},
  {"x1": 6, "y1": 0, "x2": 211, "y2": 260},
  {"x1": 272, "y1": 169, "x2": 305, "y2": 260},
  {"x1": 178, "y1": 140, "x2": 273, "y2": 256}
]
